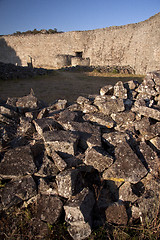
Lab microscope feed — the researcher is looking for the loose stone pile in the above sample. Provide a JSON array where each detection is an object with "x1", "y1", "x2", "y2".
[
  {"x1": 0, "y1": 62, "x2": 54, "y2": 80},
  {"x1": 0, "y1": 71, "x2": 160, "y2": 239}
]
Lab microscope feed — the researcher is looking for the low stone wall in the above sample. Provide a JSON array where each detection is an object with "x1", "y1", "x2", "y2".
[{"x1": 0, "y1": 70, "x2": 160, "y2": 239}]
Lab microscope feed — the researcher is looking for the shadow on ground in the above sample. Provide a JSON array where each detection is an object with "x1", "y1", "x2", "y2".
[{"x1": 0, "y1": 71, "x2": 144, "y2": 104}]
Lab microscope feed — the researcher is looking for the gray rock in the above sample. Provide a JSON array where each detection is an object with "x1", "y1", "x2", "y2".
[
  {"x1": 135, "y1": 118, "x2": 160, "y2": 140},
  {"x1": 77, "y1": 96, "x2": 92, "y2": 105},
  {"x1": 35, "y1": 153, "x2": 59, "y2": 177},
  {"x1": 45, "y1": 148, "x2": 67, "y2": 171},
  {"x1": 57, "y1": 109, "x2": 80, "y2": 123},
  {"x1": 0, "y1": 145, "x2": 37, "y2": 178},
  {"x1": 102, "y1": 131, "x2": 129, "y2": 149},
  {"x1": 136, "y1": 78, "x2": 157, "y2": 97},
  {"x1": 100, "y1": 85, "x2": 114, "y2": 96},
  {"x1": 81, "y1": 103, "x2": 98, "y2": 114},
  {"x1": 111, "y1": 111, "x2": 135, "y2": 130},
  {"x1": 56, "y1": 169, "x2": 83, "y2": 198},
  {"x1": 103, "y1": 142, "x2": 148, "y2": 183},
  {"x1": 17, "y1": 117, "x2": 34, "y2": 137},
  {"x1": 150, "y1": 136, "x2": 160, "y2": 150},
  {"x1": 139, "y1": 142, "x2": 160, "y2": 176},
  {"x1": 33, "y1": 118, "x2": 61, "y2": 136},
  {"x1": 84, "y1": 147, "x2": 113, "y2": 172},
  {"x1": 105, "y1": 201, "x2": 128, "y2": 225},
  {"x1": 119, "y1": 182, "x2": 138, "y2": 202},
  {"x1": 67, "y1": 222, "x2": 91, "y2": 240},
  {"x1": 135, "y1": 174, "x2": 160, "y2": 225},
  {"x1": 16, "y1": 90, "x2": 39, "y2": 112},
  {"x1": 43, "y1": 130, "x2": 79, "y2": 157},
  {"x1": 0, "y1": 106, "x2": 18, "y2": 119},
  {"x1": 59, "y1": 121, "x2": 101, "y2": 149},
  {"x1": 64, "y1": 188, "x2": 95, "y2": 225},
  {"x1": 38, "y1": 178, "x2": 58, "y2": 195},
  {"x1": 114, "y1": 81, "x2": 128, "y2": 99},
  {"x1": 132, "y1": 105, "x2": 160, "y2": 121},
  {"x1": 83, "y1": 112, "x2": 115, "y2": 128},
  {"x1": 94, "y1": 96, "x2": 125, "y2": 115},
  {"x1": 0, "y1": 175, "x2": 37, "y2": 210},
  {"x1": 36, "y1": 194, "x2": 63, "y2": 224}
]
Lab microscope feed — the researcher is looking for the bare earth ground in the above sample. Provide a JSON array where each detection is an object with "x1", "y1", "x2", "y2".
[{"x1": 0, "y1": 70, "x2": 144, "y2": 104}]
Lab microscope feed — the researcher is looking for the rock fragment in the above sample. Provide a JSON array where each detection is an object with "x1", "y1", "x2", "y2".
[
  {"x1": 56, "y1": 169, "x2": 83, "y2": 198},
  {"x1": 105, "y1": 201, "x2": 128, "y2": 225},
  {"x1": 103, "y1": 142, "x2": 148, "y2": 183},
  {"x1": 84, "y1": 147, "x2": 113, "y2": 172},
  {"x1": 0, "y1": 145, "x2": 36, "y2": 178}
]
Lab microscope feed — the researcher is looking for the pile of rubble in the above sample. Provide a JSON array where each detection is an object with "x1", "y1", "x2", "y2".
[
  {"x1": 0, "y1": 62, "x2": 54, "y2": 80},
  {"x1": 0, "y1": 71, "x2": 160, "y2": 239},
  {"x1": 61, "y1": 65, "x2": 135, "y2": 74}
]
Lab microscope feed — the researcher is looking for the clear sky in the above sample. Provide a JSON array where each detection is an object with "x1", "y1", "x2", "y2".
[{"x1": 0, "y1": 0, "x2": 159, "y2": 35}]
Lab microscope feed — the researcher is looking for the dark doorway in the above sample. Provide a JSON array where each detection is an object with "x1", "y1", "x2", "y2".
[{"x1": 75, "y1": 51, "x2": 83, "y2": 58}]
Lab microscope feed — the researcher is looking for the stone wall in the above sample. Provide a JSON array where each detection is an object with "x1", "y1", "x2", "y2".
[{"x1": 0, "y1": 12, "x2": 160, "y2": 74}]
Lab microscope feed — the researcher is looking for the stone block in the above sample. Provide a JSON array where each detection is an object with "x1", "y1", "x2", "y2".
[
  {"x1": 56, "y1": 169, "x2": 83, "y2": 198},
  {"x1": 103, "y1": 142, "x2": 148, "y2": 183},
  {"x1": 114, "y1": 81, "x2": 128, "y2": 99},
  {"x1": 0, "y1": 145, "x2": 37, "y2": 178},
  {"x1": 100, "y1": 85, "x2": 114, "y2": 96},
  {"x1": 83, "y1": 112, "x2": 115, "y2": 128},
  {"x1": 84, "y1": 147, "x2": 113, "y2": 172},
  {"x1": 36, "y1": 194, "x2": 63, "y2": 224},
  {"x1": 0, "y1": 175, "x2": 37, "y2": 210},
  {"x1": 43, "y1": 130, "x2": 79, "y2": 157},
  {"x1": 105, "y1": 201, "x2": 128, "y2": 225}
]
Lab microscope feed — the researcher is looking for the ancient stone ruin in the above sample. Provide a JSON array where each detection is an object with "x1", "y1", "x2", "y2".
[
  {"x1": 0, "y1": 12, "x2": 160, "y2": 74},
  {"x1": 0, "y1": 71, "x2": 160, "y2": 239}
]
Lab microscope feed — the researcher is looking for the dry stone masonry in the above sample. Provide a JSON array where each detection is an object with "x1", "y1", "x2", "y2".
[
  {"x1": 0, "y1": 12, "x2": 160, "y2": 74},
  {"x1": 0, "y1": 70, "x2": 160, "y2": 239}
]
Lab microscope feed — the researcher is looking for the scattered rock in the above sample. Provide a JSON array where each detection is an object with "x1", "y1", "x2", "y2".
[{"x1": 0, "y1": 145, "x2": 37, "y2": 178}]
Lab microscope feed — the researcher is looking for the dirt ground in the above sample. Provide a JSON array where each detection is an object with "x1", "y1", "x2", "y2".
[{"x1": 0, "y1": 70, "x2": 144, "y2": 104}]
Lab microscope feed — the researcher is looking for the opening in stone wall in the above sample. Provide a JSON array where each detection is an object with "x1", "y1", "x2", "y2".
[{"x1": 75, "y1": 51, "x2": 83, "y2": 58}]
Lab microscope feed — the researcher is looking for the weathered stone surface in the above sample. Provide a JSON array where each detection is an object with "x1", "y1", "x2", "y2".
[
  {"x1": 132, "y1": 105, "x2": 160, "y2": 121},
  {"x1": 150, "y1": 136, "x2": 160, "y2": 150},
  {"x1": 139, "y1": 142, "x2": 160, "y2": 176},
  {"x1": 59, "y1": 121, "x2": 101, "y2": 149},
  {"x1": 0, "y1": 145, "x2": 37, "y2": 178},
  {"x1": 16, "y1": 90, "x2": 39, "y2": 112},
  {"x1": 33, "y1": 118, "x2": 61, "y2": 136},
  {"x1": 0, "y1": 106, "x2": 18, "y2": 119},
  {"x1": 77, "y1": 96, "x2": 92, "y2": 105},
  {"x1": 0, "y1": 175, "x2": 37, "y2": 209},
  {"x1": 100, "y1": 85, "x2": 114, "y2": 96},
  {"x1": 102, "y1": 131, "x2": 129, "y2": 149},
  {"x1": 43, "y1": 130, "x2": 79, "y2": 157},
  {"x1": 136, "y1": 78, "x2": 157, "y2": 96},
  {"x1": 103, "y1": 142, "x2": 148, "y2": 183},
  {"x1": 135, "y1": 118, "x2": 160, "y2": 140},
  {"x1": 84, "y1": 147, "x2": 113, "y2": 172},
  {"x1": 17, "y1": 117, "x2": 34, "y2": 136},
  {"x1": 35, "y1": 153, "x2": 59, "y2": 177},
  {"x1": 64, "y1": 188, "x2": 95, "y2": 225},
  {"x1": 134, "y1": 174, "x2": 160, "y2": 224},
  {"x1": 56, "y1": 169, "x2": 83, "y2": 198},
  {"x1": 45, "y1": 148, "x2": 67, "y2": 171},
  {"x1": 94, "y1": 96, "x2": 125, "y2": 115},
  {"x1": 83, "y1": 112, "x2": 115, "y2": 128},
  {"x1": 57, "y1": 108, "x2": 81, "y2": 123},
  {"x1": 68, "y1": 222, "x2": 91, "y2": 240},
  {"x1": 111, "y1": 111, "x2": 135, "y2": 127},
  {"x1": 114, "y1": 81, "x2": 128, "y2": 99},
  {"x1": 38, "y1": 178, "x2": 58, "y2": 195},
  {"x1": 81, "y1": 103, "x2": 98, "y2": 114},
  {"x1": 105, "y1": 201, "x2": 128, "y2": 225},
  {"x1": 36, "y1": 194, "x2": 63, "y2": 224},
  {"x1": 119, "y1": 182, "x2": 138, "y2": 202}
]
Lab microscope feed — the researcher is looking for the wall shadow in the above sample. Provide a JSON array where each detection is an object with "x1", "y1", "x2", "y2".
[{"x1": 0, "y1": 37, "x2": 21, "y2": 66}]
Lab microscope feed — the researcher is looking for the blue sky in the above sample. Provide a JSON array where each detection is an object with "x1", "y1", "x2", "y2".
[{"x1": 0, "y1": 0, "x2": 159, "y2": 35}]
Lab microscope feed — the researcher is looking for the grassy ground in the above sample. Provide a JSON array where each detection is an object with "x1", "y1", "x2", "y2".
[{"x1": 0, "y1": 70, "x2": 144, "y2": 104}]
